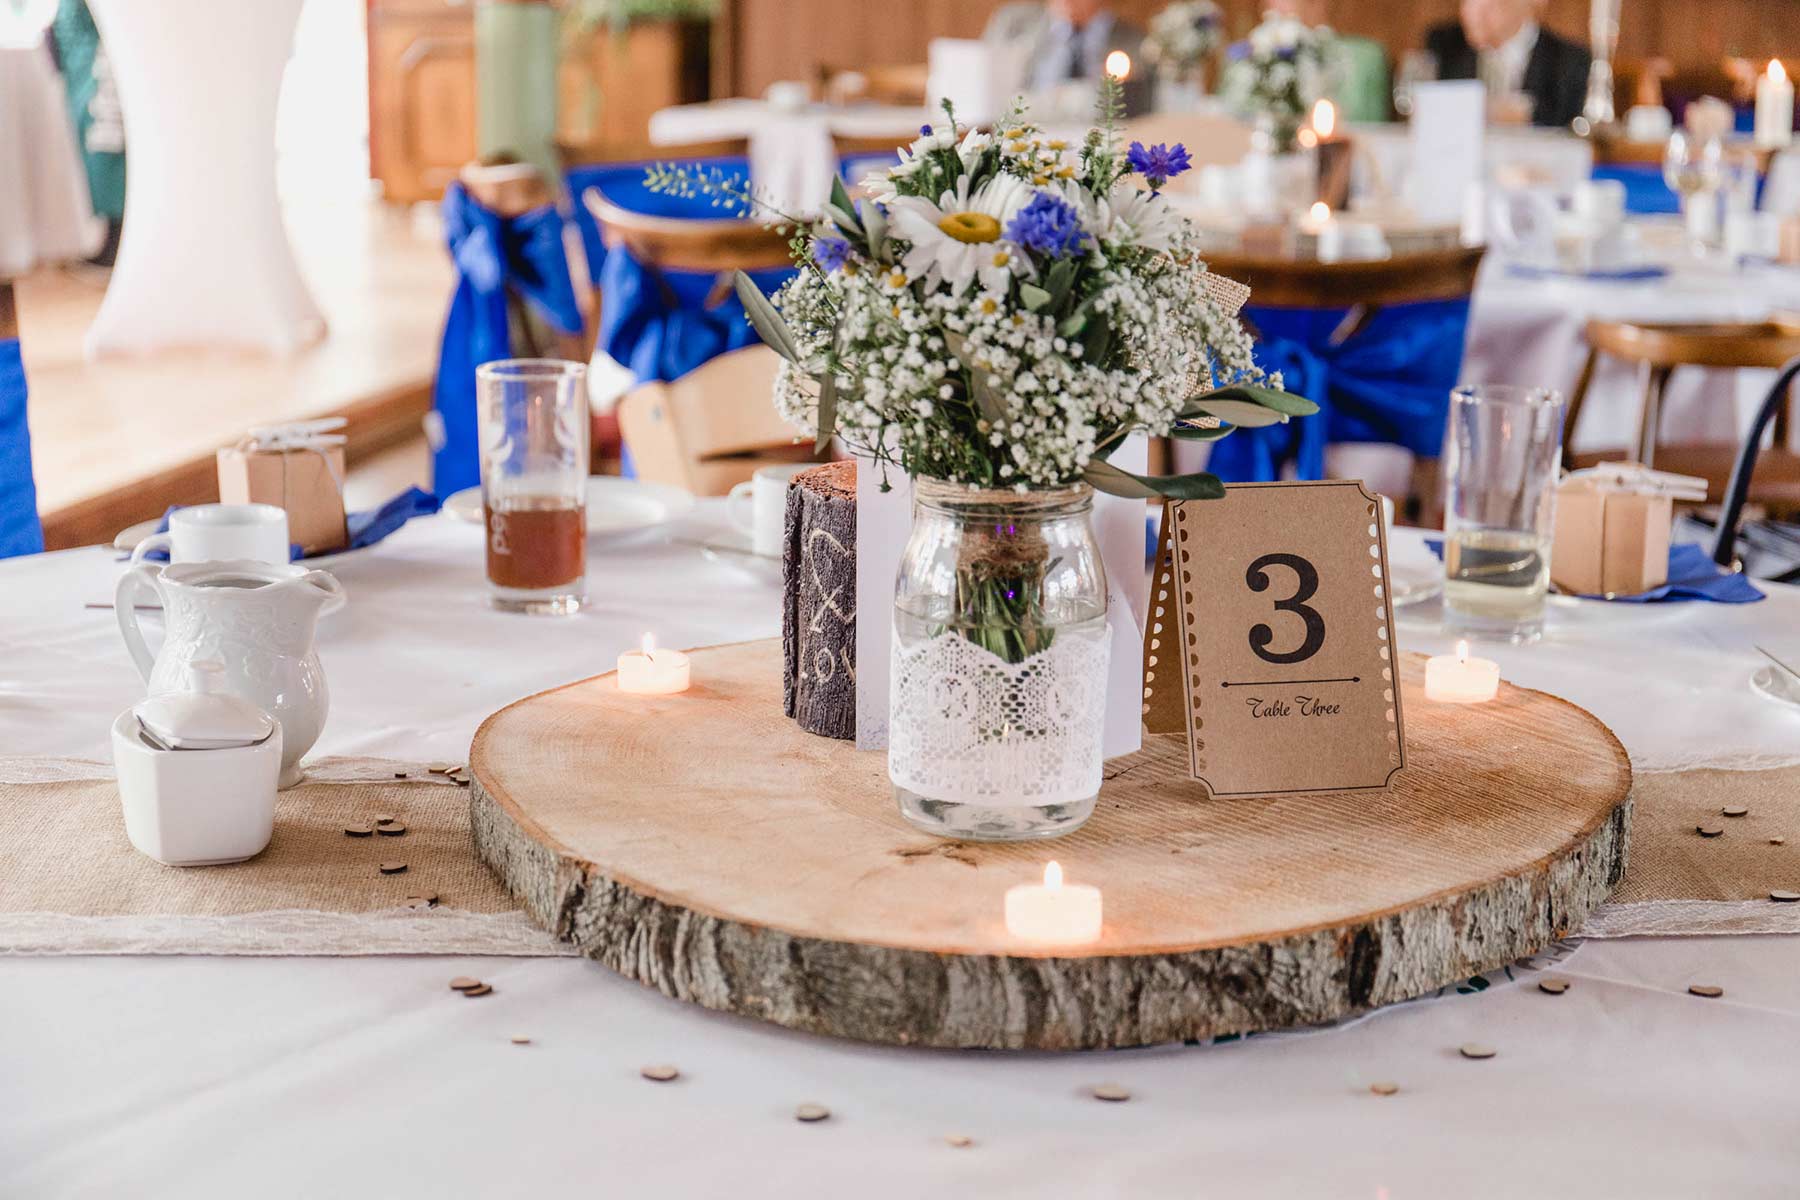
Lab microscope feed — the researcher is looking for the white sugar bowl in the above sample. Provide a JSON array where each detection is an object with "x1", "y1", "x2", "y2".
[{"x1": 112, "y1": 661, "x2": 283, "y2": 866}]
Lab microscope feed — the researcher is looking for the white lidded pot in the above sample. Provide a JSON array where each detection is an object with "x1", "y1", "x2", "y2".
[
  {"x1": 112, "y1": 660, "x2": 283, "y2": 866},
  {"x1": 116, "y1": 559, "x2": 343, "y2": 788}
]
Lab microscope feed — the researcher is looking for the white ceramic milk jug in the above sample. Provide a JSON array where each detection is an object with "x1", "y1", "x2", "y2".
[{"x1": 116, "y1": 560, "x2": 344, "y2": 787}]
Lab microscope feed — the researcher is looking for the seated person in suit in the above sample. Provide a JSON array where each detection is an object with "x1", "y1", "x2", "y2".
[
  {"x1": 1222, "y1": 0, "x2": 1392, "y2": 123},
  {"x1": 1424, "y1": 0, "x2": 1591, "y2": 128},
  {"x1": 984, "y1": 0, "x2": 1153, "y2": 116}
]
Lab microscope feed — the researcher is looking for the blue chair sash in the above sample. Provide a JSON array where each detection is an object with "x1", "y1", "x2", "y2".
[
  {"x1": 431, "y1": 182, "x2": 584, "y2": 497},
  {"x1": 595, "y1": 249, "x2": 793, "y2": 387},
  {"x1": 1209, "y1": 298, "x2": 1472, "y2": 484},
  {"x1": 0, "y1": 337, "x2": 43, "y2": 559}
]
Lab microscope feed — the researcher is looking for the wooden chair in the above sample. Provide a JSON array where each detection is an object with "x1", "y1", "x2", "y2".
[
  {"x1": 616, "y1": 346, "x2": 818, "y2": 495},
  {"x1": 0, "y1": 281, "x2": 14, "y2": 341},
  {"x1": 1710, "y1": 353, "x2": 1800, "y2": 576},
  {"x1": 817, "y1": 63, "x2": 928, "y2": 107},
  {"x1": 1565, "y1": 318, "x2": 1800, "y2": 505},
  {"x1": 1120, "y1": 113, "x2": 1255, "y2": 172}
]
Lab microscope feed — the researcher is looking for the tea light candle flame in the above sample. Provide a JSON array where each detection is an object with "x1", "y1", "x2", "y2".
[
  {"x1": 1312, "y1": 98, "x2": 1337, "y2": 139},
  {"x1": 1104, "y1": 50, "x2": 1131, "y2": 80},
  {"x1": 1004, "y1": 860, "x2": 1102, "y2": 945},
  {"x1": 617, "y1": 633, "x2": 691, "y2": 694},
  {"x1": 1424, "y1": 639, "x2": 1500, "y2": 703}
]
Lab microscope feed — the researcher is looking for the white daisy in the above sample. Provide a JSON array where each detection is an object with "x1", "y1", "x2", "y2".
[
  {"x1": 887, "y1": 174, "x2": 1035, "y2": 293},
  {"x1": 1090, "y1": 187, "x2": 1183, "y2": 254}
]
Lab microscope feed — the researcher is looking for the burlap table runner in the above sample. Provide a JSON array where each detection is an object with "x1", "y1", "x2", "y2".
[
  {"x1": 0, "y1": 765, "x2": 568, "y2": 956},
  {"x1": 1, "y1": 760, "x2": 1795, "y2": 955}
]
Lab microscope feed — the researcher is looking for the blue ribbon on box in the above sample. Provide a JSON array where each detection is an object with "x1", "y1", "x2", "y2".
[
  {"x1": 1208, "y1": 298, "x2": 1472, "y2": 484},
  {"x1": 1425, "y1": 538, "x2": 1765, "y2": 603},
  {"x1": 432, "y1": 183, "x2": 585, "y2": 498}
]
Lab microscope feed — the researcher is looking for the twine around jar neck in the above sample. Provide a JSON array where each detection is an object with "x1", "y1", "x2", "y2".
[{"x1": 912, "y1": 478, "x2": 1094, "y2": 520}]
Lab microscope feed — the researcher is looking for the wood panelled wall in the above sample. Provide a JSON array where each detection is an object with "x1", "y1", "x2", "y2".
[{"x1": 718, "y1": 0, "x2": 1795, "y2": 100}]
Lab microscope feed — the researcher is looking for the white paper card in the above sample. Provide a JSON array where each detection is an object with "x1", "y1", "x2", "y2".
[
  {"x1": 1408, "y1": 81, "x2": 1486, "y2": 224},
  {"x1": 855, "y1": 441, "x2": 1148, "y2": 761}
]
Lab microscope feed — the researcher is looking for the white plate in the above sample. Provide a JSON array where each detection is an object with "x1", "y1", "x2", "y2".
[
  {"x1": 111, "y1": 519, "x2": 376, "y2": 568},
  {"x1": 443, "y1": 478, "x2": 696, "y2": 543},
  {"x1": 1388, "y1": 561, "x2": 1442, "y2": 608}
]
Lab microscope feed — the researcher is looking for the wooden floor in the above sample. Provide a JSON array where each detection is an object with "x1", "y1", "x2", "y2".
[{"x1": 18, "y1": 193, "x2": 451, "y2": 549}]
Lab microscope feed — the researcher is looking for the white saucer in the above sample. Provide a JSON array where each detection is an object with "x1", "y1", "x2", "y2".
[
  {"x1": 1750, "y1": 665, "x2": 1800, "y2": 712},
  {"x1": 1388, "y1": 561, "x2": 1443, "y2": 608},
  {"x1": 691, "y1": 528, "x2": 783, "y2": 584},
  {"x1": 443, "y1": 478, "x2": 696, "y2": 545}
]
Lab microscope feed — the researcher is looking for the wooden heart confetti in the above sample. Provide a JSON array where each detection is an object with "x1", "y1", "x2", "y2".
[
  {"x1": 402, "y1": 895, "x2": 437, "y2": 910},
  {"x1": 376, "y1": 823, "x2": 407, "y2": 837},
  {"x1": 1369, "y1": 1081, "x2": 1399, "y2": 1096},
  {"x1": 1770, "y1": 890, "x2": 1800, "y2": 903},
  {"x1": 343, "y1": 824, "x2": 373, "y2": 838},
  {"x1": 1722, "y1": 805, "x2": 1749, "y2": 817},
  {"x1": 461, "y1": 983, "x2": 493, "y2": 997},
  {"x1": 1090, "y1": 1083, "x2": 1131, "y2": 1102},
  {"x1": 449, "y1": 976, "x2": 482, "y2": 991},
  {"x1": 510, "y1": 1035, "x2": 532, "y2": 1045},
  {"x1": 640, "y1": 1065, "x2": 680, "y2": 1082},
  {"x1": 1687, "y1": 984, "x2": 1724, "y2": 998},
  {"x1": 378, "y1": 862, "x2": 407, "y2": 874},
  {"x1": 945, "y1": 1134, "x2": 974, "y2": 1148},
  {"x1": 795, "y1": 1103, "x2": 830, "y2": 1122},
  {"x1": 1538, "y1": 979, "x2": 1570, "y2": 995},
  {"x1": 1458, "y1": 1043, "x2": 1497, "y2": 1060},
  {"x1": 1696, "y1": 825, "x2": 1724, "y2": 838}
]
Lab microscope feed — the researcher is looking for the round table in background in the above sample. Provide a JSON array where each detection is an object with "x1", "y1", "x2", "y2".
[{"x1": 85, "y1": 0, "x2": 324, "y2": 357}]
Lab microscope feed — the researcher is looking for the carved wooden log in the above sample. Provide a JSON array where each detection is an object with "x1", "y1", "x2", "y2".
[
  {"x1": 781, "y1": 460, "x2": 856, "y2": 740},
  {"x1": 468, "y1": 640, "x2": 1634, "y2": 1051}
]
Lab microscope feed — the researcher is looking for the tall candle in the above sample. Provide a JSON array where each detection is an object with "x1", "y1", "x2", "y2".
[
  {"x1": 1004, "y1": 861, "x2": 1102, "y2": 946},
  {"x1": 616, "y1": 634, "x2": 691, "y2": 694},
  {"x1": 1423, "y1": 640, "x2": 1500, "y2": 704},
  {"x1": 1756, "y1": 60, "x2": 1794, "y2": 150},
  {"x1": 1312, "y1": 99, "x2": 1353, "y2": 210}
]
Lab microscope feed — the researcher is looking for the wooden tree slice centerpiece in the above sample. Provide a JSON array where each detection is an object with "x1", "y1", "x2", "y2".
[{"x1": 469, "y1": 640, "x2": 1632, "y2": 1051}]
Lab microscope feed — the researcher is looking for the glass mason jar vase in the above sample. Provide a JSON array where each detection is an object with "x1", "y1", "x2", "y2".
[{"x1": 889, "y1": 480, "x2": 1110, "y2": 841}]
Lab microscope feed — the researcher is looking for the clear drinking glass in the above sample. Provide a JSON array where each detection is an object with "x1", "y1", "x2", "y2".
[
  {"x1": 1663, "y1": 130, "x2": 1724, "y2": 252},
  {"x1": 1393, "y1": 49, "x2": 1437, "y2": 117},
  {"x1": 1440, "y1": 385, "x2": 1566, "y2": 644},
  {"x1": 477, "y1": 359, "x2": 589, "y2": 615}
]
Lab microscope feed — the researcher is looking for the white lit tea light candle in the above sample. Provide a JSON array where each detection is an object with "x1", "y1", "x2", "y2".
[
  {"x1": 1424, "y1": 640, "x2": 1500, "y2": 704},
  {"x1": 1755, "y1": 60, "x2": 1794, "y2": 150},
  {"x1": 616, "y1": 634, "x2": 690, "y2": 695},
  {"x1": 1301, "y1": 201, "x2": 1344, "y2": 263},
  {"x1": 1104, "y1": 50, "x2": 1131, "y2": 81},
  {"x1": 1004, "y1": 861, "x2": 1102, "y2": 946}
]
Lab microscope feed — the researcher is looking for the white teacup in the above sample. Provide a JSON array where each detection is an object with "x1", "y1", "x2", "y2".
[
  {"x1": 727, "y1": 464, "x2": 812, "y2": 558},
  {"x1": 130, "y1": 503, "x2": 291, "y2": 566}
]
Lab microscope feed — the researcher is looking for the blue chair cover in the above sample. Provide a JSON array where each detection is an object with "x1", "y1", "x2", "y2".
[
  {"x1": 431, "y1": 182, "x2": 584, "y2": 497},
  {"x1": 0, "y1": 337, "x2": 43, "y2": 559},
  {"x1": 1209, "y1": 298, "x2": 1472, "y2": 483},
  {"x1": 1591, "y1": 163, "x2": 1680, "y2": 215},
  {"x1": 565, "y1": 157, "x2": 753, "y2": 287},
  {"x1": 564, "y1": 158, "x2": 795, "y2": 387}
]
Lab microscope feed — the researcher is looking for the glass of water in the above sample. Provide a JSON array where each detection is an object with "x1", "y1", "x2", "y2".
[{"x1": 1440, "y1": 385, "x2": 1566, "y2": 644}]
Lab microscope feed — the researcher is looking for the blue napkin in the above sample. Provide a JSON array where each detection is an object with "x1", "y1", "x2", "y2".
[
  {"x1": 1423, "y1": 538, "x2": 1764, "y2": 603},
  {"x1": 1504, "y1": 264, "x2": 1670, "y2": 283},
  {"x1": 139, "y1": 487, "x2": 440, "y2": 563}
]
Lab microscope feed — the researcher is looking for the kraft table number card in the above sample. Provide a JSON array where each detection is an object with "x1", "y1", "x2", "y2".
[{"x1": 1144, "y1": 481, "x2": 1406, "y2": 797}]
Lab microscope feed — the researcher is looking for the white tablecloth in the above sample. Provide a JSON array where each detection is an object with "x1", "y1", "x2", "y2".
[
  {"x1": 0, "y1": 39, "x2": 102, "y2": 276},
  {"x1": 3, "y1": 508, "x2": 1799, "y2": 1197},
  {"x1": 648, "y1": 99, "x2": 929, "y2": 217},
  {"x1": 1465, "y1": 248, "x2": 1800, "y2": 455}
]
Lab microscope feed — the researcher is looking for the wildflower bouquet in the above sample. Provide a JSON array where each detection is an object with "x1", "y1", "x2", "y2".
[
  {"x1": 648, "y1": 81, "x2": 1313, "y2": 502},
  {"x1": 1221, "y1": 12, "x2": 1339, "y2": 152},
  {"x1": 1144, "y1": 1, "x2": 1224, "y2": 82}
]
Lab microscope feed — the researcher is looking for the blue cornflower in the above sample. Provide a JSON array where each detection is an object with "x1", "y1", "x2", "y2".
[
  {"x1": 1126, "y1": 141, "x2": 1193, "y2": 191},
  {"x1": 1226, "y1": 40, "x2": 1249, "y2": 61},
  {"x1": 811, "y1": 236, "x2": 852, "y2": 273},
  {"x1": 919, "y1": 123, "x2": 934, "y2": 136},
  {"x1": 1004, "y1": 193, "x2": 1087, "y2": 258}
]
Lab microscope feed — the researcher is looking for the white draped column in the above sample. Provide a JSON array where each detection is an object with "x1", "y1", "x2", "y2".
[{"x1": 86, "y1": 0, "x2": 325, "y2": 357}]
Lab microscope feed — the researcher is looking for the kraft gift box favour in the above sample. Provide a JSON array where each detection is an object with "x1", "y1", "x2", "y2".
[
  {"x1": 216, "y1": 419, "x2": 349, "y2": 556},
  {"x1": 1551, "y1": 463, "x2": 1706, "y2": 597}
]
